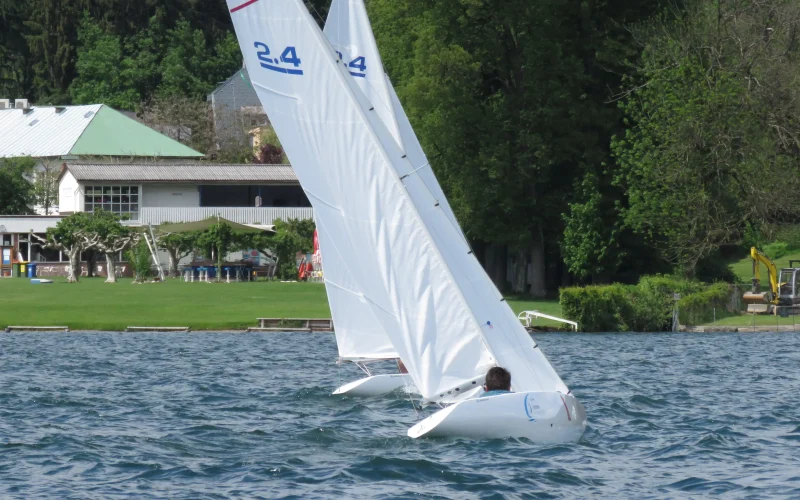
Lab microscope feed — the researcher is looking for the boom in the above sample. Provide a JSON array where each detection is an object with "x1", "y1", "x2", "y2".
[{"x1": 751, "y1": 246, "x2": 779, "y2": 301}]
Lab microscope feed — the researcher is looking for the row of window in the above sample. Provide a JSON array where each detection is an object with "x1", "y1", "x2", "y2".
[{"x1": 84, "y1": 185, "x2": 139, "y2": 220}]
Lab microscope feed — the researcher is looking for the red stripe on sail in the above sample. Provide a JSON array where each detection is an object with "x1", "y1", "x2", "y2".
[{"x1": 231, "y1": 0, "x2": 260, "y2": 13}]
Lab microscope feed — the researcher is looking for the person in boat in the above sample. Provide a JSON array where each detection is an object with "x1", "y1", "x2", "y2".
[{"x1": 482, "y1": 366, "x2": 512, "y2": 396}]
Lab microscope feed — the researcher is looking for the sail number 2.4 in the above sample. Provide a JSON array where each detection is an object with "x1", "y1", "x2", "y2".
[{"x1": 254, "y1": 42, "x2": 304, "y2": 75}]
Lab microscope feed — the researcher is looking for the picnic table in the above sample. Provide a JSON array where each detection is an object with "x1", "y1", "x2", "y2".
[{"x1": 181, "y1": 260, "x2": 255, "y2": 282}]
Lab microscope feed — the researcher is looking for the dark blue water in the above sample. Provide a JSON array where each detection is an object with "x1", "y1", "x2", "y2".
[{"x1": 1, "y1": 332, "x2": 798, "y2": 499}]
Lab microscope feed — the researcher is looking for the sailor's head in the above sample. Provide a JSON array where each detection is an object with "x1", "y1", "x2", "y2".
[{"x1": 484, "y1": 366, "x2": 511, "y2": 392}]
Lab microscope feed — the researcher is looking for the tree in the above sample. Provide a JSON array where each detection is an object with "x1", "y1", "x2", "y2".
[
  {"x1": 158, "y1": 20, "x2": 242, "y2": 99},
  {"x1": 368, "y1": 0, "x2": 654, "y2": 295},
  {"x1": 0, "y1": 157, "x2": 35, "y2": 215},
  {"x1": 139, "y1": 94, "x2": 215, "y2": 155},
  {"x1": 33, "y1": 159, "x2": 60, "y2": 215},
  {"x1": 252, "y1": 126, "x2": 288, "y2": 164},
  {"x1": 89, "y1": 210, "x2": 137, "y2": 283},
  {"x1": 195, "y1": 221, "x2": 241, "y2": 281},
  {"x1": 22, "y1": 0, "x2": 82, "y2": 103},
  {"x1": 35, "y1": 212, "x2": 98, "y2": 283},
  {"x1": 158, "y1": 230, "x2": 197, "y2": 277},
  {"x1": 69, "y1": 14, "x2": 141, "y2": 110},
  {"x1": 269, "y1": 218, "x2": 315, "y2": 280},
  {"x1": 612, "y1": 1, "x2": 800, "y2": 276}
]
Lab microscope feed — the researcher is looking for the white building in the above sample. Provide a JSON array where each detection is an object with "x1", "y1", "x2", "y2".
[{"x1": 58, "y1": 163, "x2": 312, "y2": 225}]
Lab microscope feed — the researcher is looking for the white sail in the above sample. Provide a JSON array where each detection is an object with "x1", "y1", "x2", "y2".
[
  {"x1": 313, "y1": 0, "x2": 398, "y2": 362},
  {"x1": 226, "y1": 0, "x2": 567, "y2": 401},
  {"x1": 323, "y1": 0, "x2": 402, "y2": 147},
  {"x1": 322, "y1": 0, "x2": 569, "y2": 397}
]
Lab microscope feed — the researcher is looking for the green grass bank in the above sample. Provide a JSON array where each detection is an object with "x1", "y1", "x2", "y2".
[{"x1": 0, "y1": 278, "x2": 562, "y2": 331}]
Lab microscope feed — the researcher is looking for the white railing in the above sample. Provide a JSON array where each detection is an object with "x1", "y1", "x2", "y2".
[
  {"x1": 518, "y1": 311, "x2": 579, "y2": 332},
  {"x1": 137, "y1": 207, "x2": 314, "y2": 225}
]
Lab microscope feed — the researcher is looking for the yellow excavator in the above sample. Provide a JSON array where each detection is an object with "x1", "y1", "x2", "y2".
[{"x1": 742, "y1": 247, "x2": 800, "y2": 314}]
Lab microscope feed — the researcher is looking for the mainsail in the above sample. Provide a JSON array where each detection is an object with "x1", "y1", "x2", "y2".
[{"x1": 226, "y1": 0, "x2": 569, "y2": 401}]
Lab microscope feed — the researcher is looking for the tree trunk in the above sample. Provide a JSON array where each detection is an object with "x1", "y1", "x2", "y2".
[
  {"x1": 168, "y1": 249, "x2": 179, "y2": 278},
  {"x1": 485, "y1": 243, "x2": 508, "y2": 292},
  {"x1": 86, "y1": 251, "x2": 97, "y2": 277},
  {"x1": 66, "y1": 248, "x2": 81, "y2": 283},
  {"x1": 530, "y1": 229, "x2": 547, "y2": 298},
  {"x1": 217, "y1": 244, "x2": 223, "y2": 282},
  {"x1": 513, "y1": 249, "x2": 527, "y2": 294},
  {"x1": 105, "y1": 253, "x2": 118, "y2": 283}
]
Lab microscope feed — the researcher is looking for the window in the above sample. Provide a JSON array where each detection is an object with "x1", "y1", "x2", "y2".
[{"x1": 84, "y1": 185, "x2": 139, "y2": 220}]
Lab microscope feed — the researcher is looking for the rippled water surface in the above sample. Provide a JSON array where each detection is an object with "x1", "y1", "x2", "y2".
[{"x1": 1, "y1": 331, "x2": 799, "y2": 499}]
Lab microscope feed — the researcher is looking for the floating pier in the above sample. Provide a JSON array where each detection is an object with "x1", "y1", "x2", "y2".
[
  {"x1": 249, "y1": 318, "x2": 334, "y2": 333},
  {"x1": 125, "y1": 326, "x2": 191, "y2": 332},
  {"x1": 5, "y1": 326, "x2": 69, "y2": 333}
]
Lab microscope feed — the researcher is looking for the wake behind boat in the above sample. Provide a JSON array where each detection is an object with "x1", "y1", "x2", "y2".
[{"x1": 226, "y1": 0, "x2": 586, "y2": 442}]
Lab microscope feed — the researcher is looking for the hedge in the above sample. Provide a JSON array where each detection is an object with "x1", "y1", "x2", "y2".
[{"x1": 560, "y1": 276, "x2": 740, "y2": 332}]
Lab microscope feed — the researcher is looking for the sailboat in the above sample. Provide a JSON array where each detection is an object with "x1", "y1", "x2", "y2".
[
  {"x1": 226, "y1": 0, "x2": 587, "y2": 441},
  {"x1": 318, "y1": 0, "x2": 415, "y2": 397},
  {"x1": 322, "y1": 0, "x2": 465, "y2": 397}
]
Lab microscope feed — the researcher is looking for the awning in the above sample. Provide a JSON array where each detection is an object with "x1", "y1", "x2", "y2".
[{"x1": 156, "y1": 217, "x2": 275, "y2": 234}]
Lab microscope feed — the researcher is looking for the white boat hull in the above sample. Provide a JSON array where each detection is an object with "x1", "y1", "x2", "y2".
[
  {"x1": 408, "y1": 392, "x2": 586, "y2": 442},
  {"x1": 332, "y1": 374, "x2": 414, "y2": 396}
]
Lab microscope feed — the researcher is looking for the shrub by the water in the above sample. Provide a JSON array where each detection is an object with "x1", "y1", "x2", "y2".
[
  {"x1": 560, "y1": 285, "x2": 632, "y2": 332},
  {"x1": 677, "y1": 283, "x2": 734, "y2": 325},
  {"x1": 560, "y1": 276, "x2": 738, "y2": 332}
]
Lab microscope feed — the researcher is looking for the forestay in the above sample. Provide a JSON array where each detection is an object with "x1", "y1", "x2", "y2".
[{"x1": 226, "y1": 0, "x2": 568, "y2": 401}]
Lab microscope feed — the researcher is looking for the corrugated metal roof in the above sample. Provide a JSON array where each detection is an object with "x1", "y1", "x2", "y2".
[
  {"x1": 0, "y1": 104, "x2": 204, "y2": 159},
  {"x1": 70, "y1": 106, "x2": 204, "y2": 157},
  {"x1": 65, "y1": 164, "x2": 298, "y2": 183},
  {"x1": 0, "y1": 105, "x2": 101, "y2": 158}
]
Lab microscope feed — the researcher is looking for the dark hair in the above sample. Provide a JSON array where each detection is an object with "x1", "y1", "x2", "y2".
[{"x1": 484, "y1": 366, "x2": 511, "y2": 391}]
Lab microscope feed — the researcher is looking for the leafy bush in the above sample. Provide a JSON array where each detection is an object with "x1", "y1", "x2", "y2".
[
  {"x1": 560, "y1": 284, "x2": 633, "y2": 332},
  {"x1": 560, "y1": 275, "x2": 738, "y2": 331},
  {"x1": 127, "y1": 240, "x2": 153, "y2": 283},
  {"x1": 775, "y1": 226, "x2": 800, "y2": 251},
  {"x1": 678, "y1": 283, "x2": 734, "y2": 325},
  {"x1": 763, "y1": 241, "x2": 790, "y2": 260}
]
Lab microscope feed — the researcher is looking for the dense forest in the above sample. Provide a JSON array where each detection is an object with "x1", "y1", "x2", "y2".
[{"x1": 2, "y1": 0, "x2": 799, "y2": 295}]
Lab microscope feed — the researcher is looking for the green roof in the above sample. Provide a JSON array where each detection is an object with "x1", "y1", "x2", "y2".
[{"x1": 70, "y1": 105, "x2": 204, "y2": 158}]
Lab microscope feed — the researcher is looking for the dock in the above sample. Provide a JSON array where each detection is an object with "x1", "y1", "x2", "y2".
[
  {"x1": 250, "y1": 318, "x2": 334, "y2": 333},
  {"x1": 5, "y1": 326, "x2": 69, "y2": 333},
  {"x1": 125, "y1": 326, "x2": 191, "y2": 332}
]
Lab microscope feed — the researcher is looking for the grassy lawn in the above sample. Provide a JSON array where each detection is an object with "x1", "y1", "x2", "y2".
[
  {"x1": 0, "y1": 277, "x2": 563, "y2": 331},
  {"x1": 729, "y1": 249, "x2": 800, "y2": 285},
  {"x1": 705, "y1": 312, "x2": 800, "y2": 328},
  {"x1": 712, "y1": 250, "x2": 800, "y2": 327}
]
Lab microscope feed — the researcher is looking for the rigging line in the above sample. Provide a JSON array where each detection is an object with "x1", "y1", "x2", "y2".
[
  {"x1": 399, "y1": 161, "x2": 431, "y2": 181},
  {"x1": 322, "y1": 278, "x2": 363, "y2": 297},
  {"x1": 305, "y1": 0, "x2": 327, "y2": 27},
  {"x1": 303, "y1": 188, "x2": 342, "y2": 212},
  {"x1": 406, "y1": 385, "x2": 421, "y2": 420}
]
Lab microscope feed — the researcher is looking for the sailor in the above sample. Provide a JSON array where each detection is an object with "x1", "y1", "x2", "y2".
[{"x1": 482, "y1": 366, "x2": 512, "y2": 396}]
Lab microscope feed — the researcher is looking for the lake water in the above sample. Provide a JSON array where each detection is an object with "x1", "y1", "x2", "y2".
[{"x1": 1, "y1": 331, "x2": 798, "y2": 499}]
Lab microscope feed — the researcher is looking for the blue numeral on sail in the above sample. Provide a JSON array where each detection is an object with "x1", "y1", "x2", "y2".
[
  {"x1": 348, "y1": 56, "x2": 366, "y2": 77},
  {"x1": 254, "y1": 41, "x2": 303, "y2": 75}
]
